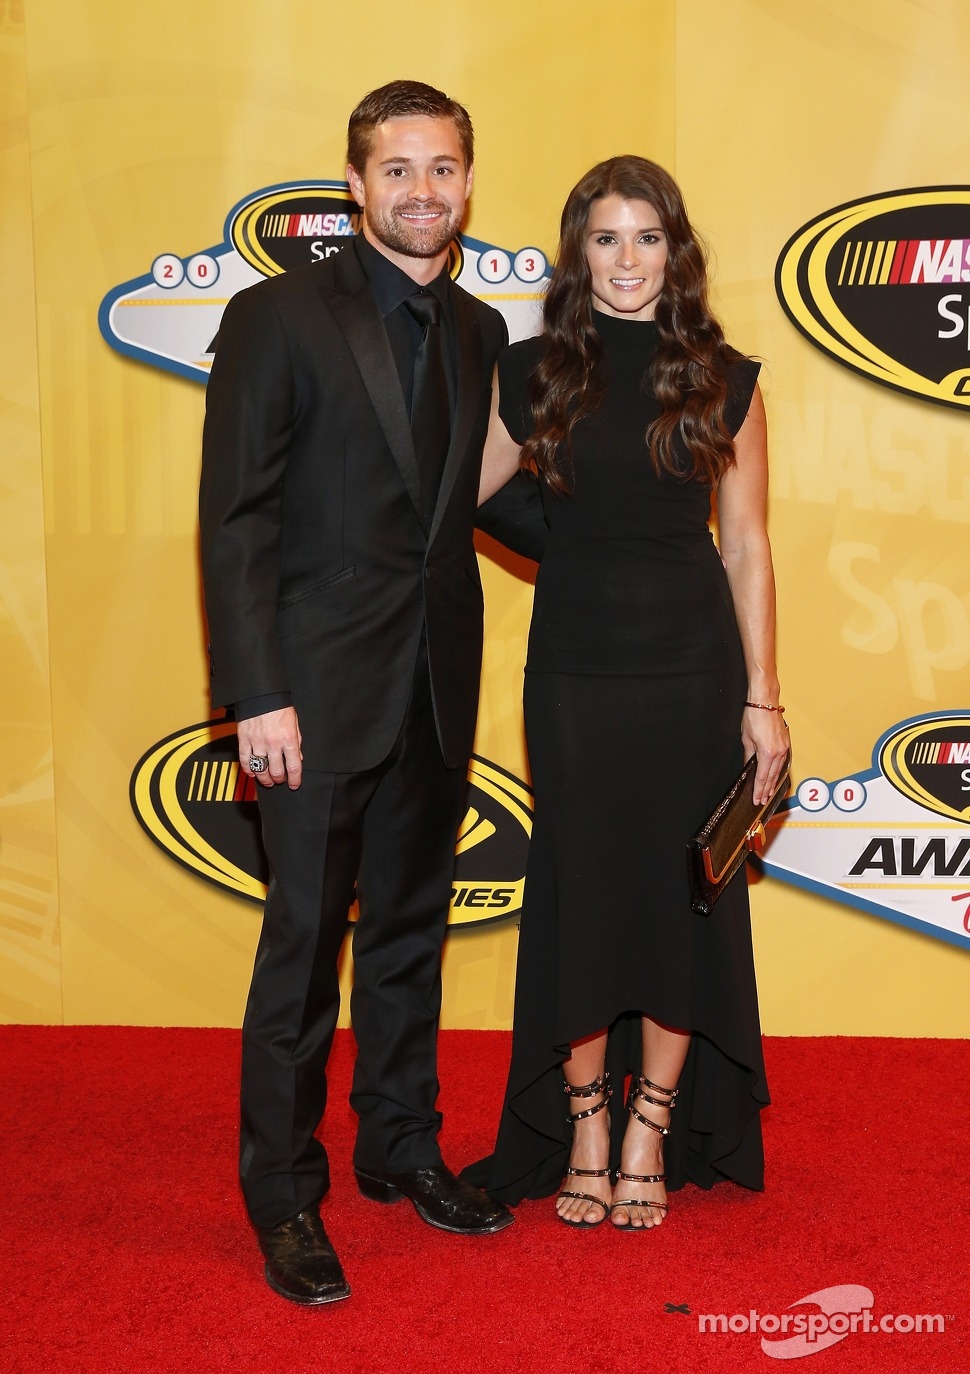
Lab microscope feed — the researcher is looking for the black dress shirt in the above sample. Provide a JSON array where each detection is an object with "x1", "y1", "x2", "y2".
[{"x1": 355, "y1": 232, "x2": 457, "y2": 418}]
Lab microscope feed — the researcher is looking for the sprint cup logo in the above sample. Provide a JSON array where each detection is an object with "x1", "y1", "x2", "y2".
[
  {"x1": 231, "y1": 185, "x2": 362, "y2": 276},
  {"x1": 776, "y1": 188, "x2": 970, "y2": 410},
  {"x1": 229, "y1": 184, "x2": 463, "y2": 280},
  {"x1": 130, "y1": 721, "x2": 530, "y2": 928},
  {"x1": 99, "y1": 179, "x2": 542, "y2": 383},
  {"x1": 880, "y1": 716, "x2": 970, "y2": 824}
]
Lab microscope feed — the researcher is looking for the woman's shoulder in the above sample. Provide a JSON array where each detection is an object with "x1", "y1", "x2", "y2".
[
  {"x1": 502, "y1": 332, "x2": 545, "y2": 370},
  {"x1": 496, "y1": 335, "x2": 545, "y2": 442},
  {"x1": 721, "y1": 347, "x2": 763, "y2": 434},
  {"x1": 720, "y1": 344, "x2": 761, "y2": 384}
]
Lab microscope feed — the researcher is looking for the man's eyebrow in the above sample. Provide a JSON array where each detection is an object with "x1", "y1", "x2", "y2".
[{"x1": 377, "y1": 155, "x2": 462, "y2": 166}]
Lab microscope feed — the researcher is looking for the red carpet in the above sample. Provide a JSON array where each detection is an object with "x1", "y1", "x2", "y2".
[{"x1": 1, "y1": 1029, "x2": 967, "y2": 1373}]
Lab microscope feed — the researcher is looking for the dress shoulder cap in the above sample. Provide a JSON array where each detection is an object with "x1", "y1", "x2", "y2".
[
  {"x1": 725, "y1": 356, "x2": 762, "y2": 437},
  {"x1": 497, "y1": 335, "x2": 544, "y2": 446}
]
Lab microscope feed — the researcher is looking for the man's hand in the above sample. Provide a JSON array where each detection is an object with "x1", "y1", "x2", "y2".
[{"x1": 238, "y1": 707, "x2": 303, "y2": 790}]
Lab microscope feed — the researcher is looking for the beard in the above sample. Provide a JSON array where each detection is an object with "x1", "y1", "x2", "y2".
[{"x1": 364, "y1": 200, "x2": 459, "y2": 260}]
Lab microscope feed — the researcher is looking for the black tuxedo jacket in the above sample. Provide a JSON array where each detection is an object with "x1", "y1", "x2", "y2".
[{"x1": 199, "y1": 240, "x2": 508, "y2": 772}]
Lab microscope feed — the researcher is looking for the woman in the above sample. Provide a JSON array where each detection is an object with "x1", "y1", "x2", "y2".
[{"x1": 469, "y1": 157, "x2": 789, "y2": 1230}]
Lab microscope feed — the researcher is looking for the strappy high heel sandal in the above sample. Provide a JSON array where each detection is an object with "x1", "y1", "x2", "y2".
[
  {"x1": 610, "y1": 1075, "x2": 678, "y2": 1232},
  {"x1": 556, "y1": 1072, "x2": 612, "y2": 1229}
]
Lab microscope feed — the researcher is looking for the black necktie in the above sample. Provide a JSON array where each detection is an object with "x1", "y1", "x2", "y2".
[{"x1": 404, "y1": 290, "x2": 450, "y2": 522}]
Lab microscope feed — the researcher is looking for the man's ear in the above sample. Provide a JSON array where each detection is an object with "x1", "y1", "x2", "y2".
[{"x1": 346, "y1": 164, "x2": 365, "y2": 207}]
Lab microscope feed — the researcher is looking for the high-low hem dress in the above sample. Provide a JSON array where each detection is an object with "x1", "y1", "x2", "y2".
[{"x1": 464, "y1": 312, "x2": 770, "y2": 1203}]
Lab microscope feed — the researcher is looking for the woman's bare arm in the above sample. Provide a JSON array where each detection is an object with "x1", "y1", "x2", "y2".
[
  {"x1": 716, "y1": 383, "x2": 790, "y2": 805},
  {"x1": 478, "y1": 364, "x2": 524, "y2": 505}
]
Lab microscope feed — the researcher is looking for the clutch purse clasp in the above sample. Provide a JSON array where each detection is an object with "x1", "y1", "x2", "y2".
[{"x1": 689, "y1": 749, "x2": 791, "y2": 913}]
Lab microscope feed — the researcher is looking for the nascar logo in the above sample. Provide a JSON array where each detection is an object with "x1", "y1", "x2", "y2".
[
  {"x1": 230, "y1": 184, "x2": 362, "y2": 277},
  {"x1": 835, "y1": 238, "x2": 970, "y2": 286},
  {"x1": 909, "y1": 740, "x2": 970, "y2": 765},
  {"x1": 259, "y1": 211, "x2": 362, "y2": 239},
  {"x1": 231, "y1": 183, "x2": 463, "y2": 280},
  {"x1": 775, "y1": 188, "x2": 970, "y2": 410},
  {"x1": 880, "y1": 714, "x2": 970, "y2": 824},
  {"x1": 130, "y1": 721, "x2": 530, "y2": 928}
]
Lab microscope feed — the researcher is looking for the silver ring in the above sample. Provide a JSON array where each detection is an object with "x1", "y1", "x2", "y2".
[{"x1": 248, "y1": 754, "x2": 269, "y2": 774}]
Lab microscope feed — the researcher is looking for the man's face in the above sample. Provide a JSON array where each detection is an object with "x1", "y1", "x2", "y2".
[{"x1": 347, "y1": 115, "x2": 473, "y2": 268}]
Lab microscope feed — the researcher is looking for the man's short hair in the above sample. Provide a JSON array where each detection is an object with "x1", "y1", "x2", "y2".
[{"x1": 347, "y1": 79, "x2": 474, "y2": 175}]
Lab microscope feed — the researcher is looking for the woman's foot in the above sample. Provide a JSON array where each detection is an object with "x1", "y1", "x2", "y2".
[
  {"x1": 610, "y1": 1075, "x2": 678, "y2": 1231},
  {"x1": 556, "y1": 1073, "x2": 612, "y2": 1227}
]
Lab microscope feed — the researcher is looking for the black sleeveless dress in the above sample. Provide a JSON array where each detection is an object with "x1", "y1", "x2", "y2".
[{"x1": 466, "y1": 312, "x2": 770, "y2": 1202}]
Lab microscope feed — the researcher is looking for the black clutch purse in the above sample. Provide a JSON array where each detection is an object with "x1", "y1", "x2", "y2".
[{"x1": 686, "y1": 749, "x2": 791, "y2": 915}]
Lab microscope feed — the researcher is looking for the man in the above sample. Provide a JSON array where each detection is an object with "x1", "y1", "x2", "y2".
[{"x1": 200, "y1": 80, "x2": 516, "y2": 1307}]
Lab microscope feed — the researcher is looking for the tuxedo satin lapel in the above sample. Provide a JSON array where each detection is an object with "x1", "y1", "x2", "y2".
[
  {"x1": 428, "y1": 289, "x2": 484, "y2": 544},
  {"x1": 322, "y1": 261, "x2": 426, "y2": 531}
]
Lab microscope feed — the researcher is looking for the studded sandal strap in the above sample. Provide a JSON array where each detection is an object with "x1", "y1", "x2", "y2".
[
  {"x1": 628, "y1": 1099, "x2": 670, "y2": 1135},
  {"x1": 565, "y1": 1166, "x2": 612, "y2": 1179},
  {"x1": 558, "y1": 1190, "x2": 610, "y2": 1210},
  {"x1": 610, "y1": 1197, "x2": 668, "y2": 1215},
  {"x1": 564, "y1": 1071, "x2": 612, "y2": 1123},
  {"x1": 628, "y1": 1074, "x2": 677, "y2": 1133},
  {"x1": 639, "y1": 1075, "x2": 679, "y2": 1101},
  {"x1": 635, "y1": 1088, "x2": 675, "y2": 1110},
  {"x1": 571, "y1": 1094, "x2": 610, "y2": 1122},
  {"x1": 632, "y1": 1077, "x2": 678, "y2": 1111},
  {"x1": 611, "y1": 1170, "x2": 669, "y2": 1214},
  {"x1": 563, "y1": 1072, "x2": 610, "y2": 1098}
]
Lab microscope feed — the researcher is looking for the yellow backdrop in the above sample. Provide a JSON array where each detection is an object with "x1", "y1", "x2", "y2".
[{"x1": 2, "y1": 0, "x2": 968, "y2": 1033}]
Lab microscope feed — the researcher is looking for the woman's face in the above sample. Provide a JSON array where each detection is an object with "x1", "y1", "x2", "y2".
[{"x1": 584, "y1": 194, "x2": 668, "y2": 320}]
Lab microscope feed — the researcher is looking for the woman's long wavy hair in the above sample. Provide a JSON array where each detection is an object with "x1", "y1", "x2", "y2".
[{"x1": 523, "y1": 156, "x2": 744, "y2": 492}]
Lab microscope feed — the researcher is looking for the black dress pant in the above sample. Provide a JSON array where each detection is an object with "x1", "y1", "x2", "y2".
[{"x1": 239, "y1": 648, "x2": 468, "y2": 1228}]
